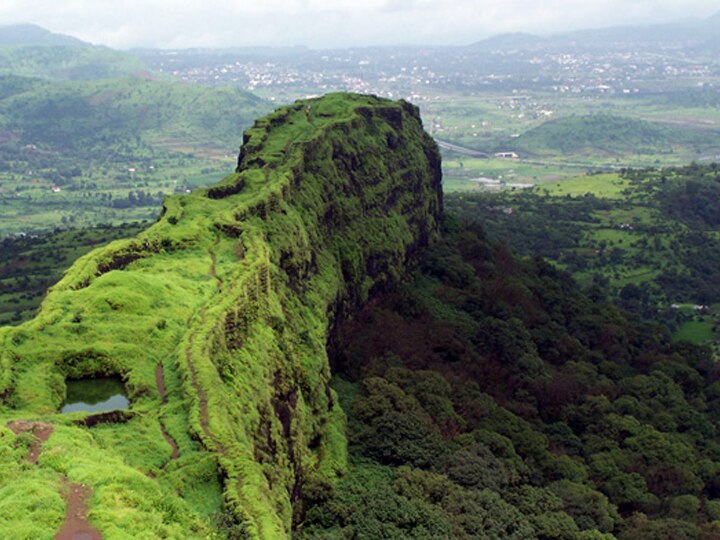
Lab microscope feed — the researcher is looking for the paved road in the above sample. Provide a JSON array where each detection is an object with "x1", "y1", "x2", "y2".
[{"x1": 434, "y1": 138, "x2": 490, "y2": 158}]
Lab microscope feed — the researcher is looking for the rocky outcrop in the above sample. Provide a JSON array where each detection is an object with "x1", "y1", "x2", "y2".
[{"x1": 0, "y1": 93, "x2": 442, "y2": 538}]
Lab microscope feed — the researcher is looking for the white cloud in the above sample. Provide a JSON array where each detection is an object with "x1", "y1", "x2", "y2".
[{"x1": 0, "y1": 0, "x2": 717, "y2": 48}]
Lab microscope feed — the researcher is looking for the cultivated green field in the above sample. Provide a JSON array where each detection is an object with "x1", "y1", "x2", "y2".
[
  {"x1": 674, "y1": 320, "x2": 716, "y2": 344},
  {"x1": 540, "y1": 173, "x2": 633, "y2": 199}
]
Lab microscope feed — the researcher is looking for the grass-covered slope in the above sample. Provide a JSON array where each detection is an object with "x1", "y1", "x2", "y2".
[
  {"x1": 0, "y1": 93, "x2": 442, "y2": 538},
  {"x1": 0, "y1": 222, "x2": 149, "y2": 326}
]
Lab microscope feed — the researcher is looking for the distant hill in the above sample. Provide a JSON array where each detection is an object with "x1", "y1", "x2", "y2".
[
  {"x1": 560, "y1": 20, "x2": 719, "y2": 54},
  {"x1": 0, "y1": 46, "x2": 150, "y2": 80},
  {"x1": 468, "y1": 32, "x2": 545, "y2": 51},
  {"x1": 0, "y1": 24, "x2": 149, "y2": 80},
  {"x1": 0, "y1": 76, "x2": 268, "y2": 153},
  {"x1": 0, "y1": 23, "x2": 85, "y2": 47},
  {"x1": 466, "y1": 15, "x2": 720, "y2": 54},
  {"x1": 503, "y1": 114, "x2": 708, "y2": 157},
  {"x1": 0, "y1": 75, "x2": 270, "y2": 236}
]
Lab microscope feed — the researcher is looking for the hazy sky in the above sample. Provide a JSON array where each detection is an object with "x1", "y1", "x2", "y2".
[{"x1": 0, "y1": 0, "x2": 718, "y2": 49}]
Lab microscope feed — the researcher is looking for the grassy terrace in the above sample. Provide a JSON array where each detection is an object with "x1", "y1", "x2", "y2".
[{"x1": 0, "y1": 93, "x2": 442, "y2": 538}]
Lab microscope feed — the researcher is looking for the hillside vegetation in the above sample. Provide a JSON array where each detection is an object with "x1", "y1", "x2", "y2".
[
  {"x1": 0, "y1": 45, "x2": 149, "y2": 81},
  {"x1": 0, "y1": 76, "x2": 266, "y2": 154},
  {"x1": 301, "y1": 220, "x2": 720, "y2": 540},
  {"x1": 0, "y1": 93, "x2": 442, "y2": 538},
  {"x1": 2, "y1": 91, "x2": 720, "y2": 538},
  {"x1": 0, "y1": 25, "x2": 147, "y2": 81}
]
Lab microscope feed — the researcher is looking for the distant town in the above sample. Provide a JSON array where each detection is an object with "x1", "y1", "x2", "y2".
[{"x1": 138, "y1": 36, "x2": 719, "y2": 101}]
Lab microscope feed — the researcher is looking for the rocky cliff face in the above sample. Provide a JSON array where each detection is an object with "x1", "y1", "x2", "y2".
[{"x1": 0, "y1": 93, "x2": 442, "y2": 538}]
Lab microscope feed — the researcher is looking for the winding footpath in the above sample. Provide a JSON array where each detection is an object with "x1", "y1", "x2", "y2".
[
  {"x1": 209, "y1": 236, "x2": 223, "y2": 291},
  {"x1": 7, "y1": 420, "x2": 53, "y2": 464},
  {"x1": 184, "y1": 311, "x2": 227, "y2": 455},
  {"x1": 54, "y1": 480, "x2": 102, "y2": 540},
  {"x1": 7, "y1": 421, "x2": 102, "y2": 540},
  {"x1": 182, "y1": 243, "x2": 228, "y2": 456},
  {"x1": 155, "y1": 363, "x2": 180, "y2": 461}
]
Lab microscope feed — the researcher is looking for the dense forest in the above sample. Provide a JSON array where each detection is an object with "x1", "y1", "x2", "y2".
[{"x1": 299, "y1": 218, "x2": 720, "y2": 539}]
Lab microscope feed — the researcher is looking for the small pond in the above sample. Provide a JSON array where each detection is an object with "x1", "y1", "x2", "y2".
[{"x1": 61, "y1": 377, "x2": 129, "y2": 414}]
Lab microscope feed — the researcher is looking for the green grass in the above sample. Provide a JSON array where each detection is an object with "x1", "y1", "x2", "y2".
[
  {"x1": 673, "y1": 321, "x2": 715, "y2": 343},
  {"x1": 0, "y1": 223, "x2": 148, "y2": 326},
  {"x1": 540, "y1": 173, "x2": 632, "y2": 199}
]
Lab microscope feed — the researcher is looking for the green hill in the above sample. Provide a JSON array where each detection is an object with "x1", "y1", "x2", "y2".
[
  {"x1": 0, "y1": 76, "x2": 271, "y2": 236},
  {"x1": 0, "y1": 24, "x2": 86, "y2": 47},
  {"x1": 2, "y1": 93, "x2": 720, "y2": 539},
  {"x1": 0, "y1": 25, "x2": 149, "y2": 81},
  {"x1": 0, "y1": 24, "x2": 147, "y2": 81},
  {"x1": 504, "y1": 113, "x2": 709, "y2": 157},
  {"x1": 0, "y1": 93, "x2": 443, "y2": 538},
  {"x1": 0, "y1": 76, "x2": 267, "y2": 153}
]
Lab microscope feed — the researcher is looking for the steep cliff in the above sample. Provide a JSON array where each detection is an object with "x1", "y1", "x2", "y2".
[{"x1": 0, "y1": 93, "x2": 442, "y2": 538}]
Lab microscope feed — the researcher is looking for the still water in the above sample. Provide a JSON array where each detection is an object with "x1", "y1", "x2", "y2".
[{"x1": 61, "y1": 378, "x2": 129, "y2": 414}]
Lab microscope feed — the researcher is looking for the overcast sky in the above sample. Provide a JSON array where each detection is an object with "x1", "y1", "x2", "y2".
[{"x1": 0, "y1": 0, "x2": 718, "y2": 49}]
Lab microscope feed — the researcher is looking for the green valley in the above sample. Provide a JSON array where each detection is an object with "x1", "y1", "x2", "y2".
[
  {"x1": 448, "y1": 163, "x2": 720, "y2": 345},
  {"x1": 0, "y1": 75, "x2": 270, "y2": 236}
]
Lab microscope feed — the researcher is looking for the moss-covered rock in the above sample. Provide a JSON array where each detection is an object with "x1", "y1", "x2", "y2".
[{"x1": 0, "y1": 93, "x2": 442, "y2": 538}]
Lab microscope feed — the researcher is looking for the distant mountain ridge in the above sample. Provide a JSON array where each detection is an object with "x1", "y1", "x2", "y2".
[
  {"x1": 469, "y1": 12, "x2": 720, "y2": 52},
  {"x1": 468, "y1": 32, "x2": 545, "y2": 51},
  {"x1": 4, "y1": 16, "x2": 720, "y2": 57},
  {"x1": 0, "y1": 24, "x2": 149, "y2": 81},
  {"x1": 0, "y1": 23, "x2": 86, "y2": 47}
]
